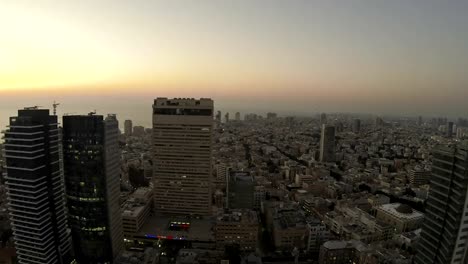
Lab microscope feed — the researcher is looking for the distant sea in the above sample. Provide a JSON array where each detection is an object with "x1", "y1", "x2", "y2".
[
  {"x1": 0, "y1": 99, "x2": 245, "y2": 138},
  {"x1": 0, "y1": 104, "x2": 153, "y2": 135}
]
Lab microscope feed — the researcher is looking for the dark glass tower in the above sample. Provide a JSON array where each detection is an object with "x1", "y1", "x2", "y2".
[
  {"x1": 3, "y1": 108, "x2": 71, "y2": 264},
  {"x1": 415, "y1": 144, "x2": 468, "y2": 264},
  {"x1": 62, "y1": 114, "x2": 123, "y2": 263}
]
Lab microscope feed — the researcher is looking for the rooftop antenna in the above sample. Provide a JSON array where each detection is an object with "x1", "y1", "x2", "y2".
[{"x1": 53, "y1": 101, "x2": 60, "y2": 116}]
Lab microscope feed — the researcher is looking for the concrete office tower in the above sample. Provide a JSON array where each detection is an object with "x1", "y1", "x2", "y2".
[
  {"x1": 227, "y1": 171, "x2": 254, "y2": 209},
  {"x1": 352, "y1": 119, "x2": 361, "y2": 133},
  {"x1": 319, "y1": 124, "x2": 335, "y2": 162},
  {"x1": 447, "y1": 121, "x2": 454, "y2": 138},
  {"x1": 124, "y1": 119, "x2": 133, "y2": 136},
  {"x1": 152, "y1": 98, "x2": 213, "y2": 215},
  {"x1": 415, "y1": 144, "x2": 468, "y2": 264},
  {"x1": 235, "y1": 112, "x2": 240, "y2": 121},
  {"x1": 320, "y1": 113, "x2": 327, "y2": 125},
  {"x1": 62, "y1": 114, "x2": 124, "y2": 263},
  {"x1": 224, "y1": 112, "x2": 229, "y2": 123},
  {"x1": 3, "y1": 108, "x2": 72, "y2": 264}
]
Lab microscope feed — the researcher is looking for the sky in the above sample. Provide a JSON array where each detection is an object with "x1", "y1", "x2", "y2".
[{"x1": 1, "y1": 0, "x2": 468, "y2": 121}]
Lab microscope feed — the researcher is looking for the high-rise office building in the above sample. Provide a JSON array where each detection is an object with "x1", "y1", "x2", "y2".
[
  {"x1": 319, "y1": 124, "x2": 335, "y2": 162},
  {"x1": 62, "y1": 114, "x2": 123, "y2": 263},
  {"x1": 3, "y1": 108, "x2": 72, "y2": 264},
  {"x1": 215, "y1": 110, "x2": 222, "y2": 123},
  {"x1": 224, "y1": 112, "x2": 229, "y2": 123},
  {"x1": 320, "y1": 113, "x2": 327, "y2": 125},
  {"x1": 124, "y1": 119, "x2": 133, "y2": 136},
  {"x1": 447, "y1": 121, "x2": 454, "y2": 138},
  {"x1": 227, "y1": 171, "x2": 254, "y2": 209},
  {"x1": 415, "y1": 144, "x2": 468, "y2": 264},
  {"x1": 152, "y1": 98, "x2": 213, "y2": 215},
  {"x1": 235, "y1": 112, "x2": 240, "y2": 121},
  {"x1": 352, "y1": 119, "x2": 361, "y2": 133}
]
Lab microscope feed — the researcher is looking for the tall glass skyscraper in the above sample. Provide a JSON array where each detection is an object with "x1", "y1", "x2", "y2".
[
  {"x1": 415, "y1": 144, "x2": 468, "y2": 264},
  {"x1": 3, "y1": 108, "x2": 71, "y2": 264},
  {"x1": 62, "y1": 114, "x2": 123, "y2": 263},
  {"x1": 152, "y1": 98, "x2": 213, "y2": 216}
]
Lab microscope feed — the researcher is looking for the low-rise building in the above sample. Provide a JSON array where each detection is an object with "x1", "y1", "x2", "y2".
[
  {"x1": 408, "y1": 167, "x2": 431, "y2": 186},
  {"x1": 215, "y1": 209, "x2": 259, "y2": 251},
  {"x1": 375, "y1": 203, "x2": 424, "y2": 233},
  {"x1": 307, "y1": 218, "x2": 333, "y2": 253},
  {"x1": 116, "y1": 248, "x2": 159, "y2": 264},
  {"x1": 122, "y1": 187, "x2": 153, "y2": 238},
  {"x1": 319, "y1": 240, "x2": 365, "y2": 264}
]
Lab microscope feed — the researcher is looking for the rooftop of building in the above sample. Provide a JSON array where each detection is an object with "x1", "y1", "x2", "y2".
[
  {"x1": 136, "y1": 214, "x2": 214, "y2": 242},
  {"x1": 274, "y1": 209, "x2": 308, "y2": 229},
  {"x1": 153, "y1": 97, "x2": 213, "y2": 107},
  {"x1": 377, "y1": 203, "x2": 424, "y2": 220},
  {"x1": 115, "y1": 248, "x2": 159, "y2": 264},
  {"x1": 216, "y1": 209, "x2": 258, "y2": 223},
  {"x1": 122, "y1": 202, "x2": 145, "y2": 218},
  {"x1": 230, "y1": 171, "x2": 253, "y2": 182},
  {"x1": 322, "y1": 240, "x2": 367, "y2": 251},
  {"x1": 133, "y1": 187, "x2": 153, "y2": 199}
]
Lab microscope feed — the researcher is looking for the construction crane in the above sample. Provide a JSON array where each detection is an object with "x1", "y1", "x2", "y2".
[{"x1": 53, "y1": 101, "x2": 60, "y2": 116}]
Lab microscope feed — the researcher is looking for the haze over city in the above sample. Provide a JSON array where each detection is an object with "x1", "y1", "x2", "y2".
[
  {"x1": 3, "y1": 1, "x2": 468, "y2": 264},
  {"x1": 1, "y1": 0, "x2": 468, "y2": 123}
]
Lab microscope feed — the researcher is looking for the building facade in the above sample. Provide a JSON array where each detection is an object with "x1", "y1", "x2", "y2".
[
  {"x1": 215, "y1": 209, "x2": 258, "y2": 251},
  {"x1": 122, "y1": 187, "x2": 153, "y2": 239},
  {"x1": 227, "y1": 171, "x2": 254, "y2": 209},
  {"x1": 375, "y1": 203, "x2": 424, "y2": 233},
  {"x1": 152, "y1": 98, "x2": 213, "y2": 215},
  {"x1": 124, "y1": 120, "x2": 133, "y2": 136},
  {"x1": 3, "y1": 108, "x2": 72, "y2": 264},
  {"x1": 62, "y1": 114, "x2": 124, "y2": 263},
  {"x1": 415, "y1": 145, "x2": 468, "y2": 264},
  {"x1": 320, "y1": 125, "x2": 336, "y2": 162}
]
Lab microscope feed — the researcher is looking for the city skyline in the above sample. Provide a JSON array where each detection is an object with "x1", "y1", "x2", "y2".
[
  {"x1": 1, "y1": 0, "x2": 468, "y2": 117},
  {"x1": 2, "y1": 1, "x2": 468, "y2": 262}
]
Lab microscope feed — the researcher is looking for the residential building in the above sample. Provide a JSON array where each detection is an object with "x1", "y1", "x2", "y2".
[
  {"x1": 409, "y1": 167, "x2": 431, "y2": 186},
  {"x1": 319, "y1": 240, "x2": 365, "y2": 264},
  {"x1": 3, "y1": 108, "x2": 72, "y2": 264}
]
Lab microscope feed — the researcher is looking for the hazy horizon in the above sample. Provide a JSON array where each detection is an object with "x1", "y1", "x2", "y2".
[{"x1": 1, "y1": 0, "x2": 468, "y2": 122}]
